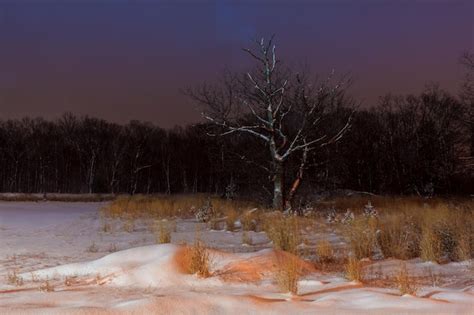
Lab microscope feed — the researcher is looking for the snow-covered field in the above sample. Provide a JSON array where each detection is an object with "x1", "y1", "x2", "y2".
[{"x1": 0, "y1": 202, "x2": 472, "y2": 314}]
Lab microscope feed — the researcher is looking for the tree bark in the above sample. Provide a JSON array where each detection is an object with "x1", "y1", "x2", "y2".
[{"x1": 272, "y1": 161, "x2": 285, "y2": 210}]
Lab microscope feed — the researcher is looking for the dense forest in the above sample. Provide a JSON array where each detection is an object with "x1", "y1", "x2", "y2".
[{"x1": 0, "y1": 86, "x2": 471, "y2": 201}]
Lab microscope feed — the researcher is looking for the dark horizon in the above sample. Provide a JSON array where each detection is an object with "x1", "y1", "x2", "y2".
[{"x1": 0, "y1": 0, "x2": 472, "y2": 128}]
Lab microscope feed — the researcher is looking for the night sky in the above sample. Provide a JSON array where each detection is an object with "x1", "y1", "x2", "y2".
[{"x1": 0, "y1": 0, "x2": 472, "y2": 128}]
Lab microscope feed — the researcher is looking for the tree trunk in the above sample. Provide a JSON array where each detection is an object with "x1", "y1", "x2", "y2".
[
  {"x1": 286, "y1": 147, "x2": 308, "y2": 214},
  {"x1": 272, "y1": 161, "x2": 285, "y2": 210}
]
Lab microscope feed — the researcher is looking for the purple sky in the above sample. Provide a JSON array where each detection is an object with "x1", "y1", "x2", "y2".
[{"x1": 0, "y1": 0, "x2": 472, "y2": 127}]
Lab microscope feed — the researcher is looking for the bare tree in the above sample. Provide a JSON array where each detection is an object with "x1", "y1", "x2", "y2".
[{"x1": 186, "y1": 37, "x2": 353, "y2": 210}]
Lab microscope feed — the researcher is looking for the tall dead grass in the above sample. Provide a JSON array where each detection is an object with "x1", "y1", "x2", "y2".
[
  {"x1": 275, "y1": 255, "x2": 302, "y2": 295},
  {"x1": 264, "y1": 214, "x2": 301, "y2": 254},
  {"x1": 336, "y1": 197, "x2": 473, "y2": 263},
  {"x1": 100, "y1": 194, "x2": 256, "y2": 221}
]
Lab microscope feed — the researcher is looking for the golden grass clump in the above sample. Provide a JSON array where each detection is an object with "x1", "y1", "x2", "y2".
[
  {"x1": 275, "y1": 255, "x2": 302, "y2": 295},
  {"x1": 265, "y1": 215, "x2": 301, "y2": 254},
  {"x1": 344, "y1": 257, "x2": 364, "y2": 282},
  {"x1": 176, "y1": 240, "x2": 212, "y2": 278},
  {"x1": 396, "y1": 263, "x2": 418, "y2": 295},
  {"x1": 343, "y1": 216, "x2": 378, "y2": 259}
]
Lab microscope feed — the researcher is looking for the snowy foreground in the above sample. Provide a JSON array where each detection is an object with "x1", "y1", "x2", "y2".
[{"x1": 0, "y1": 202, "x2": 473, "y2": 314}]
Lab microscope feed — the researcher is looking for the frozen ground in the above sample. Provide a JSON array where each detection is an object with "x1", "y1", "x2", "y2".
[{"x1": 0, "y1": 202, "x2": 473, "y2": 314}]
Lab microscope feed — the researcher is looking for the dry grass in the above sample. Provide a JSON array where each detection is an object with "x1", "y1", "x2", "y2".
[
  {"x1": 315, "y1": 239, "x2": 335, "y2": 264},
  {"x1": 6, "y1": 270, "x2": 24, "y2": 286},
  {"x1": 121, "y1": 215, "x2": 135, "y2": 233},
  {"x1": 333, "y1": 197, "x2": 473, "y2": 263},
  {"x1": 39, "y1": 280, "x2": 54, "y2": 292},
  {"x1": 153, "y1": 220, "x2": 172, "y2": 244},
  {"x1": 100, "y1": 194, "x2": 256, "y2": 221},
  {"x1": 344, "y1": 257, "x2": 364, "y2": 282},
  {"x1": 275, "y1": 255, "x2": 301, "y2": 295},
  {"x1": 343, "y1": 216, "x2": 379, "y2": 259},
  {"x1": 241, "y1": 209, "x2": 262, "y2": 231},
  {"x1": 396, "y1": 263, "x2": 418, "y2": 295},
  {"x1": 108, "y1": 243, "x2": 118, "y2": 253},
  {"x1": 225, "y1": 208, "x2": 239, "y2": 232},
  {"x1": 175, "y1": 238, "x2": 212, "y2": 278},
  {"x1": 264, "y1": 214, "x2": 301, "y2": 254},
  {"x1": 86, "y1": 241, "x2": 99, "y2": 253},
  {"x1": 242, "y1": 231, "x2": 253, "y2": 245}
]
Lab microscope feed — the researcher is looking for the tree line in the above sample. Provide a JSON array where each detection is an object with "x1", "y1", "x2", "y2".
[
  {"x1": 0, "y1": 85, "x2": 471, "y2": 201},
  {"x1": 0, "y1": 41, "x2": 471, "y2": 206}
]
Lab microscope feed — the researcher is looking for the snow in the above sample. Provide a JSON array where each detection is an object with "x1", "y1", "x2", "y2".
[{"x1": 0, "y1": 202, "x2": 473, "y2": 314}]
